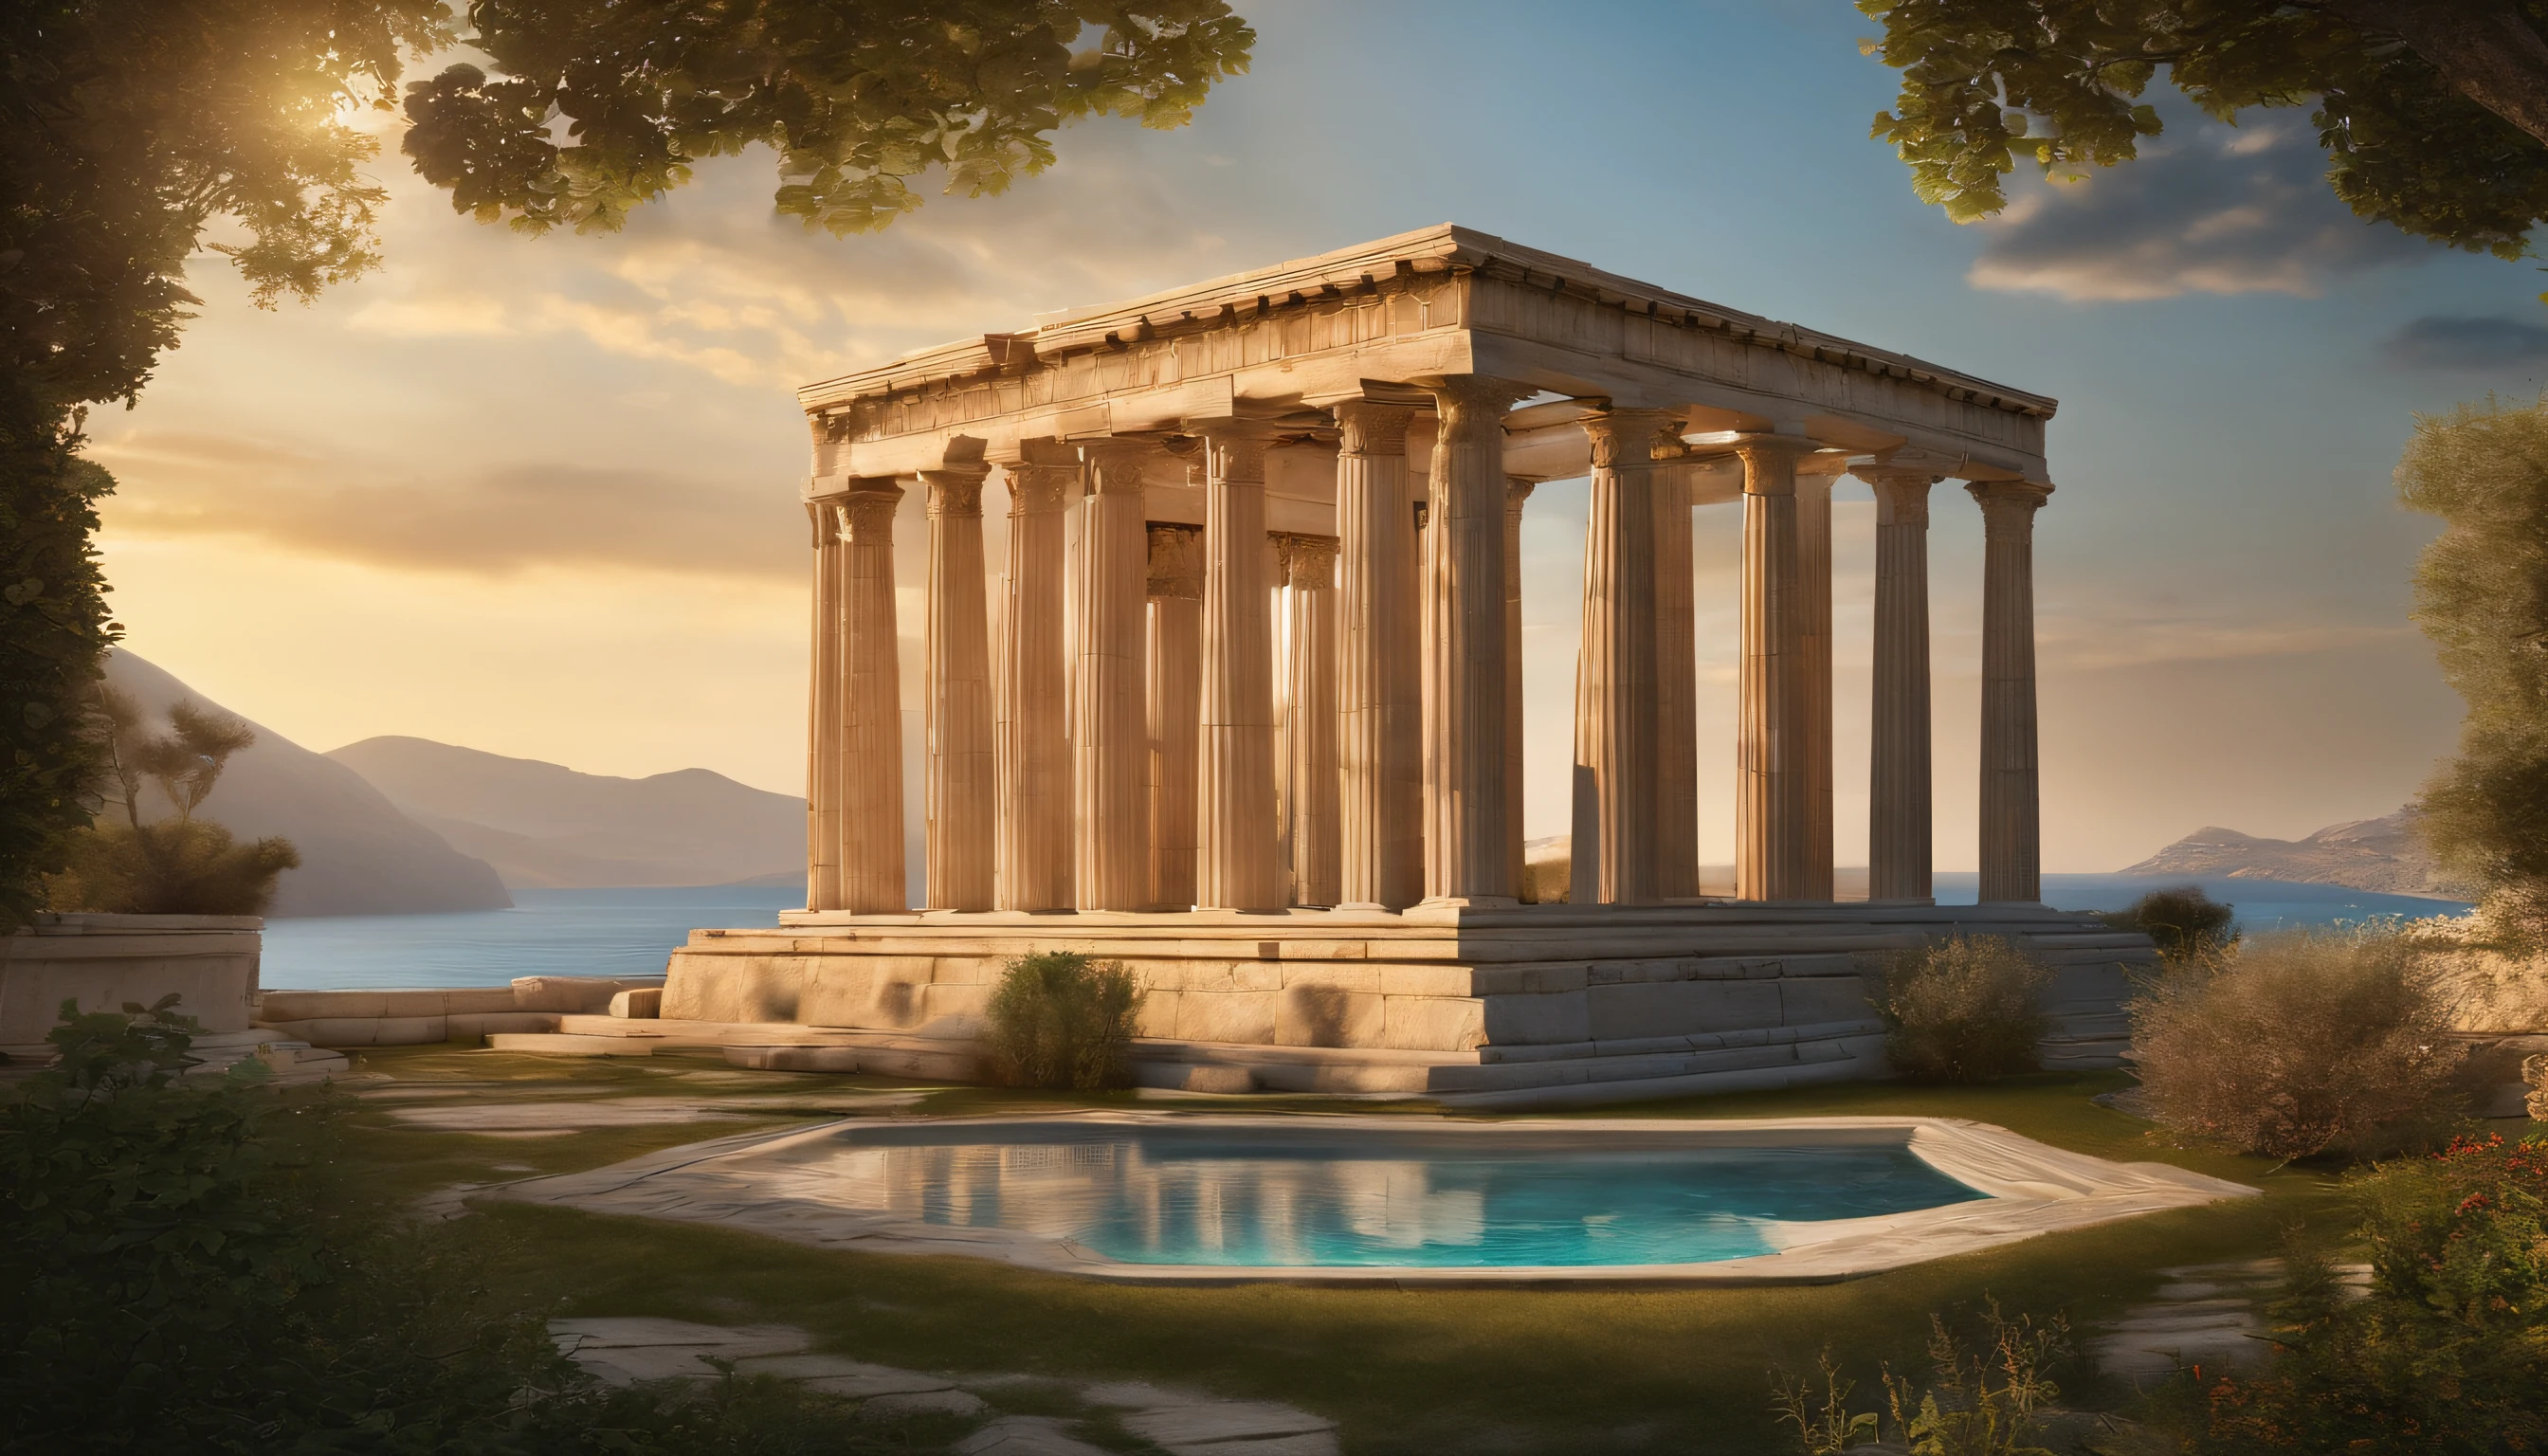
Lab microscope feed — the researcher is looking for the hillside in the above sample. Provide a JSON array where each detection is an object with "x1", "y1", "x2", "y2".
[
  {"x1": 100, "y1": 652, "x2": 513, "y2": 917},
  {"x1": 2122, "y1": 808, "x2": 2471, "y2": 898},
  {"x1": 327, "y1": 737, "x2": 803, "y2": 890}
]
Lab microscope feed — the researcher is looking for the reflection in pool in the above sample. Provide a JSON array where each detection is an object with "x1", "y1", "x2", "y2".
[{"x1": 756, "y1": 1127, "x2": 1988, "y2": 1267}]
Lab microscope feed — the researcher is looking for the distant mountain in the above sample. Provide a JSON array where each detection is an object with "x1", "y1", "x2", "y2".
[
  {"x1": 2123, "y1": 808, "x2": 2471, "y2": 898},
  {"x1": 327, "y1": 737, "x2": 803, "y2": 890},
  {"x1": 100, "y1": 652, "x2": 513, "y2": 917}
]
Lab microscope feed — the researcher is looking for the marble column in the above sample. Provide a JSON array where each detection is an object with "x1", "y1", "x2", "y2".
[
  {"x1": 1652, "y1": 460, "x2": 1700, "y2": 901},
  {"x1": 1074, "y1": 440, "x2": 1153, "y2": 911},
  {"x1": 1973, "y1": 480, "x2": 2052, "y2": 905},
  {"x1": 838, "y1": 485, "x2": 907, "y2": 914},
  {"x1": 1859, "y1": 465, "x2": 1938, "y2": 904},
  {"x1": 922, "y1": 464, "x2": 994, "y2": 911},
  {"x1": 805, "y1": 500, "x2": 844, "y2": 911},
  {"x1": 1333, "y1": 402, "x2": 1422, "y2": 910},
  {"x1": 1503, "y1": 479, "x2": 1535, "y2": 894},
  {"x1": 1422, "y1": 375, "x2": 1526, "y2": 905},
  {"x1": 997, "y1": 455, "x2": 1075, "y2": 911},
  {"x1": 1280, "y1": 534, "x2": 1341, "y2": 907},
  {"x1": 1196, "y1": 427, "x2": 1283, "y2": 911},
  {"x1": 1146, "y1": 522, "x2": 1204, "y2": 910},
  {"x1": 1733, "y1": 435, "x2": 1815, "y2": 903},
  {"x1": 1798, "y1": 456, "x2": 1841, "y2": 902},
  {"x1": 1570, "y1": 410, "x2": 1676, "y2": 905}
]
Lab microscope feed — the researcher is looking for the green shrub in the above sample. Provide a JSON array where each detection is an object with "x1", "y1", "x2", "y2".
[
  {"x1": 2100, "y1": 884, "x2": 2236, "y2": 965},
  {"x1": 984, "y1": 951, "x2": 1144, "y2": 1090},
  {"x1": 1774, "y1": 1300, "x2": 2068, "y2": 1456},
  {"x1": 2192, "y1": 1134, "x2": 2548, "y2": 1453},
  {"x1": 1871, "y1": 935, "x2": 2049, "y2": 1084},
  {"x1": 2130, "y1": 926, "x2": 2465, "y2": 1161}
]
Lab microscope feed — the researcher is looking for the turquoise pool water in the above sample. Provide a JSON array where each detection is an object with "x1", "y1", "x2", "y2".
[{"x1": 782, "y1": 1128, "x2": 1988, "y2": 1267}]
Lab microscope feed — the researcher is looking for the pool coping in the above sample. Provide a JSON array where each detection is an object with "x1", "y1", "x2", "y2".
[{"x1": 481, "y1": 1111, "x2": 2258, "y2": 1286}]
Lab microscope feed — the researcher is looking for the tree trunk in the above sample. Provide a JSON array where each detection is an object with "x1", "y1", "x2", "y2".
[{"x1": 2331, "y1": 0, "x2": 2548, "y2": 148}]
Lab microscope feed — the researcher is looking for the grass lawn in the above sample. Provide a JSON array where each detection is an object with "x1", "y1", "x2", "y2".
[{"x1": 332, "y1": 1048, "x2": 2351, "y2": 1454}]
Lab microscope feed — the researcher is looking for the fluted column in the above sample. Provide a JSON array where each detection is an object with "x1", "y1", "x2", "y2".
[
  {"x1": 1280, "y1": 534, "x2": 1341, "y2": 907},
  {"x1": 1653, "y1": 460, "x2": 1699, "y2": 900},
  {"x1": 1798, "y1": 456, "x2": 1841, "y2": 902},
  {"x1": 1569, "y1": 410, "x2": 1676, "y2": 905},
  {"x1": 922, "y1": 465, "x2": 994, "y2": 911},
  {"x1": 805, "y1": 500, "x2": 844, "y2": 910},
  {"x1": 1973, "y1": 481, "x2": 2052, "y2": 904},
  {"x1": 1502, "y1": 479, "x2": 1535, "y2": 894},
  {"x1": 838, "y1": 486, "x2": 907, "y2": 913},
  {"x1": 1333, "y1": 402, "x2": 1422, "y2": 910},
  {"x1": 1422, "y1": 375, "x2": 1527, "y2": 905},
  {"x1": 1146, "y1": 522, "x2": 1204, "y2": 910},
  {"x1": 1734, "y1": 434, "x2": 1815, "y2": 902},
  {"x1": 1197, "y1": 427, "x2": 1283, "y2": 911},
  {"x1": 997, "y1": 455, "x2": 1074, "y2": 911},
  {"x1": 1859, "y1": 465, "x2": 1938, "y2": 904},
  {"x1": 1074, "y1": 441, "x2": 1152, "y2": 911}
]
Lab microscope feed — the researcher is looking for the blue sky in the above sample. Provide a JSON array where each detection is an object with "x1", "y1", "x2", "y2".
[{"x1": 89, "y1": 0, "x2": 2548, "y2": 871}]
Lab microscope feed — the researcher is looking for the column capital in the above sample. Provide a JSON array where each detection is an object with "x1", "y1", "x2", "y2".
[
  {"x1": 1856, "y1": 466, "x2": 1940, "y2": 528},
  {"x1": 1081, "y1": 437, "x2": 1154, "y2": 496},
  {"x1": 1968, "y1": 479, "x2": 2054, "y2": 524},
  {"x1": 1145, "y1": 521, "x2": 1204, "y2": 600},
  {"x1": 1505, "y1": 477, "x2": 1538, "y2": 510},
  {"x1": 921, "y1": 465, "x2": 988, "y2": 518},
  {"x1": 806, "y1": 498, "x2": 840, "y2": 547},
  {"x1": 1728, "y1": 432, "x2": 1820, "y2": 494},
  {"x1": 1582, "y1": 409, "x2": 1684, "y2": 471},
  {"x1": 1332, "y1": 400, "x2": 1413, "y2": 456},
  {"x1": 1272, "y1": 532, "x2": 1338, "y2": 589},
  {"x1": 1006, "y1": 460, "x2": 1078, "y2": 515},
  {"x1": 1421, "y1": 373, "x2": 1534, "y2": 428},
  {"x1": 837, "y1": 485, "x2": 903, "y2": 541},
  {"x1": 1198, "y1": 423, "x2": 1279, "y2": 483}
]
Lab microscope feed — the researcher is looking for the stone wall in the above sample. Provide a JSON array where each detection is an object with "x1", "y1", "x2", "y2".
[
  {"x1": 253, "y1": 975, "x2": 664, "y2": 1046},
  {"x1": 1, "y1": 913, "x2": 261, "y2": 1049}
]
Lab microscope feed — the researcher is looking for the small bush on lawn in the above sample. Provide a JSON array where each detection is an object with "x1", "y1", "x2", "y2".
[
  {"x1": 2131, "y1": 926, "x2": 2464, "y2": 1161},
  {"x1": 1872, "y1": 935, "x2": 2049, "y2": 1084},
  {"x1": 2099, "y1": 884, "x2": 2236, "y2": 965},
  {"x1": 2190, "y1": 1134, "x2": 2548, "y2": 1454},
  {"x1": 985, "y1": 951, "x2": 1144, "y2": 1090}
]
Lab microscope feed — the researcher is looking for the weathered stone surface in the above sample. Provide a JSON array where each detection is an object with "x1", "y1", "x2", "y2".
[
  {"x1": 857, "y1": 1389, "x2": 986, "y2": 1419},
  {"x1": 1586, "y1": 979, "x2": 1780, "y2": 1040},
  {"x1": 956, "y1": 1417, "x2": 1113, "y2": 1456},
  {"x1": 1123, "y1": 1401, "x2": 1338, "y2": 1447},
  {"x1": 1274, "y1": 985, "x2": 1383, "y2": 1047}
]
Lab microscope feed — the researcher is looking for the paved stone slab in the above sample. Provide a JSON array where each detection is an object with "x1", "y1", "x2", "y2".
[
  {"x1": 1081, "y1": 1379, "x2": 1216, "y2": 1410},
  {"x1": 859, "y1": 1389, "x2": 987, "y2": 1420},
  {"x1": 1124, "y1": 1401, "x2": 1338, "y2": 1447},
  {"x1": 956, "y1": 1417, "x2": 1114, "y2": 1456},
  {"x1": 728, "y1": 1353, "x2": 891, "y2": 1380},
  {"x1": 801, "y1": 1372, "x2": 959, "y2": 1398},
  {"x1": 552, "y1": 1318, "x2": 809, "y2": 1355},
  {"x1": 1180, "y1": 1435, "x2": 1340, "y2": 1456}
]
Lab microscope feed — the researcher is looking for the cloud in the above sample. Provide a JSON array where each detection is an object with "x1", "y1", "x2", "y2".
[
  {"x1": 2035, "y1": 614, "x2": 2412, "y2": 672},
  {"x1": 2382, "y1": 315, "x2": 2548, "y2": 371},
  {"x1": 1967, "y1": 109, "x2": 2435, "y2": 302},
  {"x1": 88, "y1": 429, "x2": 801, "y2": 581}
]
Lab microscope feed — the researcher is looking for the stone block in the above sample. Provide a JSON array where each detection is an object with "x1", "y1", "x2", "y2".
[
  {"x1": 258, "y1": 991, "x2": 389, "y2": 1021},
  {"x1": 1376, "y1": 963, "x2": 1472, "y2": 997},
  {"x1": 512, "y1": 975, "x2": 661, "y2": 1013},
  {"x1": 726, "y1": 1046, "x2": 861, "y2": 1072},
  {"x1": 665, "y1": 960, "x2": 802, "y2": 1023},
  {"x1": 1586, "y1": 979, "x2": 1781, "y2": 1041},
  {"x1": 1380, "y1": 995, "x2": 1484, "y2": 1052},
  {"x1": 1777, "y1": 977, "x2": 1874, "y2": 1026},
  {"x1": 1274, "y1": 985, "x2": 1385, "y2": 1048},
  {"x1": 1468, "y1": 962, "x2": 1590, "y2": 996},
  {"x1": 918, "y1": 980, "x2": 991, "y2": 1034},
  {"x1": 448, "y1": 1011, "x2": 556, "y2": 1039},
  {"x1": 1277, "y1": 963, "x2": 1381, "y2": 994},
  {"x1": 1135, "y1": 990, "x2": 1182, "y2": 1039},
  {"x1": 1480, "y1": 991, "x2": 1591, "y2": 1046},
  {"x1": 1174, "y1": 992, "x2": 1279, "y2": 1045},
  {"x1": 608, "y1": 988, "x2": 663, "y2": 1019}
]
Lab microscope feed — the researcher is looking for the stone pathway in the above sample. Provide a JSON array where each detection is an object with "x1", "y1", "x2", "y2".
[
  {"x1": 2088, "y1": 1258, "x2": 2372, "y2": 1387},
  {"x1": 550, "y1": 1318, "x2": 1340, "y2": 1455}
]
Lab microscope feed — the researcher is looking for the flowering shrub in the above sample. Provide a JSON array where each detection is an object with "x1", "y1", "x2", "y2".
[{"x1": 2194, "y1": 1134, "x2": 2548, "y2": 1453}]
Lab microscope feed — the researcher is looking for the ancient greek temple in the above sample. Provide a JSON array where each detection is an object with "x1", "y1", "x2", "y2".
[{"x1": 668, "y1": 227, "x2": 2138, "y2": 1101}]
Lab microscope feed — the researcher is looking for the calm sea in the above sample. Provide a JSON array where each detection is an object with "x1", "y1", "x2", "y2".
[{"x1": 256, "y1": 875, "x2": 2472, "y2": 992}]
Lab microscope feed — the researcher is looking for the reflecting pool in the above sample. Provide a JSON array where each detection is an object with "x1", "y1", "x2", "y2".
[{"x1": 756, "y1": 1125, "x2": 1987, "y2": 1267}]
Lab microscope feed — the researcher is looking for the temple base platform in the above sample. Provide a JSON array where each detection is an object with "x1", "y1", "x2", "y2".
[{"x1": 646, "y1": 901, "x2": 2147, "y2": 1108}]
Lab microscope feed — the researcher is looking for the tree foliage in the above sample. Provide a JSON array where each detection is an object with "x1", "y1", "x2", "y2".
[
  {"x1": 1856, "y1": 1, "x2": 2548, "y2": 259},
  {"x1": 402, "y1": 0, "x2": 1256, "y2": 237},
  {"x1": 46, "y1": 686, "x2": 299, "y2": 916},
  {"x1": 2399, "y1": 395, "x2": 2548, "y2": 934}
]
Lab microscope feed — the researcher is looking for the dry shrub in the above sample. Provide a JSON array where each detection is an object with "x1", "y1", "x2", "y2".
[
  {"x1": 2099, "y1": 883, "x2": 2236, "y2": 965},
  {"x1": 1873, "y1": 934, "x2": 2049, "y2": 1084},
  {"x1": 984, "y1": 952, "x2": 1144, "y2": 1090},
  {"x1": 2132, "y1": 926, "x2": 2466, "y2": 1160}
]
